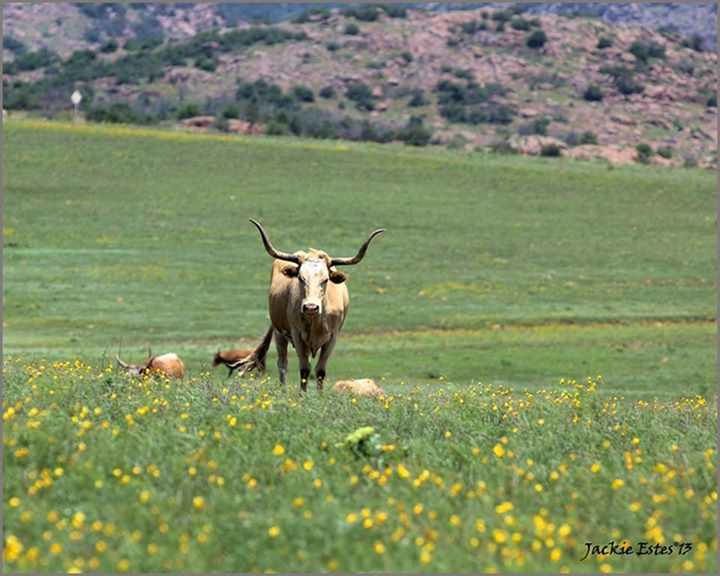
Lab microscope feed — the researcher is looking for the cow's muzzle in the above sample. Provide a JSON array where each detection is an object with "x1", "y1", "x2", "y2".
[{"x1": 302, "y1": 302, "x2": 320, "y2": 316}]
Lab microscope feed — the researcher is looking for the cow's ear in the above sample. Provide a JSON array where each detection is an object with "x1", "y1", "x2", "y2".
[
  {"x1": 329, "y1": 269, "x2": 347, "y2": 284},
  {"x1": 281, "y1": 265, "x2": 299, "y2": 278}
]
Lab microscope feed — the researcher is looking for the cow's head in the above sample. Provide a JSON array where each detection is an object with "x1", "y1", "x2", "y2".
[{"x1": 250, "y1": 219, "x2": 384, "y2": 318}]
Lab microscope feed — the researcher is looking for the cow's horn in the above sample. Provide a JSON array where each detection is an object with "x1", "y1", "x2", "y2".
[
  {"x1": 249, "y1": 219, "x2": 301, "y2": 264},
  {"x1": 330, "y1": 228, "x2": 385, "y2": 267},
  {"x1": 115, "y1": 355, "x2": 129, "y2": 369}
]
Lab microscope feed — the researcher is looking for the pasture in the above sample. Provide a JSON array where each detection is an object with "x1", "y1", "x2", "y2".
[{"x1": 2, "y1": 120, "x2": 717, "y2": 572}]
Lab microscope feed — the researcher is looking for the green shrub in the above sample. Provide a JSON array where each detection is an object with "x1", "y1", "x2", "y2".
[
  {"x1": 214, "y1": 116, "x2": 230, "y2": 132},
  {"x1": 293, "y1": 7, "x2": 331, "y2": 23},
  {"x1": 398, "y1": 116, "x2": 432, "y2": 146},
  {"x1": 325, "y1": 41, "x2": 340, "y2": 52},
  {"x1": 346, "y1": 82, "x2": 375, "y2": 111},
  {"x1": 343, "y1": 5, "x2": 381, "y2": 22},
  {"x1": 676, "y1": 59, "x2": 694, "y2": 75},
  {"x1": 707, "y1": 94, "x2": 717, "y2": 108},
  {"x1": 408, "y1": 89, "x2": 427, "y2": 107},
  {"x1": 491, "y1": 10, "x2": 512, "y2": 23},
  {"x1": 601, "y1": 66, "x2": 644, "y2": 95},
  {"x1": 461, "y1": 20, "x2": 486, "y2": 34},
  {"x1": 87, "y1": 103, "x2": 152, "y2": 124},
  {"x1": 453, "y1": 68, "x2": 473, "y2": 81},
  {"x1": 518, "y1": 116, "x2": 550, "y2": 136},
  {"x1": 511, "y1": 18, "x2": 531, "y2": 31},
  {"x1": 564, "y1": 131, "x2": 598, "y2": 146},
  {"x1": 540, "y1": 143, "x2": 562, "y2": 157},
  {"x1": 635, "y1": 143, "x2": 654, "y2": 164},
  {"x1": 10, "y1": 48, "x2": 58, "y2": 72},
  {"x1": 100, "y1": 39, "x2": 118, "y2": 53},
  {"x1": 583, "y1": 84, "x2": 604, "y2": 102},
  {"x1": 177, "y1": 103, "x2": 201, "y2": 120},
  {"x1": 222, "y1": 104, "x2": 240, "y2": 119},
  {"x1": 195, "y1": 56, "x2": 217, "y2": 72},
  {"x1": 526, "y1": 30, "x2": 547, "y2": 49},
  {"x1": 3, "y1": 35, "x2": 26, "y2": 54},
  {"x1": 379, "y1": 4, "x2": 407, "y2": 18},
  {"x1": 293, "y1": 85, "x2": 315, "y2": 103},
  {"x1": 319, "y1": 86, "x2": 336, "y2": 99},
  {"x1": 400, "y1": 51, "x2": 413, "y2": 63},
  {"x1": 580, "y1": 131, "x2": 598, "y2": 145},
  {"x1": 629, "y1": 40, "x2": 666, "y2": 64},
  {"x1": 597, "y1": 36, "x2": 613, "y2": 49},
  {"x1": 616, "y1": 74, "x2": 644, "y2": 96},
  {"x1": 682, "y1": 34, "x2": 704, "y2": 52},
  {"x1": 657, "y1": 146, "x2": 673, "y2": 159},
  {"x1": 344, "y1": 23, "x2": 360, "y2": 36}
]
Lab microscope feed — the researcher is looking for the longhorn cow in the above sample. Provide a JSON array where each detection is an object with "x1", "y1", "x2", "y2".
[
  {"x1": 248, "y1": 219, "x2": 384, "y2": 391},
  {"x1": 116, "y1": 350, "x2": 185, "y2": 379}
]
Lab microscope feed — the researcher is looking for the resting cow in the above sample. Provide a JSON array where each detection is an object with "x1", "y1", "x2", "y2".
[
  {"x1": 213, "y1": 326, "x2": 273, "y2": 377},
  {"x1": 247, "y1": 219, "x2": 384, "y2": 391},
  {"x1": 116, "y1": 350, "x2": 185, "y2": 379}
]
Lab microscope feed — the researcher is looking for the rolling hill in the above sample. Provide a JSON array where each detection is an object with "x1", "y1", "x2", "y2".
[{"x1": 3, "y1": 2, "x2": 717, "y2": 167}]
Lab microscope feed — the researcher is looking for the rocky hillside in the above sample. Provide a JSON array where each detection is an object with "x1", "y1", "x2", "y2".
[{"x1": 3, "y1": 3, "x2": 717, "y2": 167}]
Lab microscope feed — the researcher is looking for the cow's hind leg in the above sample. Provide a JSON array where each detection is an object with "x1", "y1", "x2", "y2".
[
  {"x1": 314, "y1": 335, "x2": 338, "y2": 391},
  {"x1": 275, "y1": 331, "x2": 289, "y2": 385}
]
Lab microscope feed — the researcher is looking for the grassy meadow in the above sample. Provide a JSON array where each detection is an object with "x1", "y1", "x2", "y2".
[{"x1": 2, "y1": 119, "x2": 717, "y2": 572}]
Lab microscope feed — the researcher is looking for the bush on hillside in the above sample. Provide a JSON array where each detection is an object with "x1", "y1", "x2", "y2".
[
  {"x1": 293, "y1": 85, "x2": 315, "y2": 103},
  {"x1": 319, "y1": 86, "x2": 336, "y2": 99},
  {"x1": 597, "y1": 36, "x2": 613, "y2": 49},
  {"x1": 526, "y1": 30, "x2": 547, "y2": 49},
  {"x1": 397, "y1": 116, "x2": 432, "y2": 146},
  {"x1": 635, "y1": 143, "x2": 654, "y2": 164},
  {"x1": 629, "y1": 40, "x2": 666, "y2": 64},
  {"x1": 583, "y1": 84, "x2": 604, "y2": 102},
  {"x1": 346, "y1": 82, "x2": 376, "y2": 111}
]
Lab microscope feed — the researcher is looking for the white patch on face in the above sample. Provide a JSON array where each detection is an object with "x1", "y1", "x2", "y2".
[{"x1": 299, "y1": 259, "x2": 329, "y2": 314}]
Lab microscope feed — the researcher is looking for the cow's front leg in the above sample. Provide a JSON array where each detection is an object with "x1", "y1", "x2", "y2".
[
  {"x1": 314, "y1": 335, "x2": 337, "y2": 391},
  {"x1": 294, "y1": 340, "x2": 312, "y2": 393},
  {"x1": 275, "y1": 330, "x2": 289, "y2": 385}
]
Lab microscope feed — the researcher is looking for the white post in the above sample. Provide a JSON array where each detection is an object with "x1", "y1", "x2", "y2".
[{"x1": 71, "y1": 90, "x2": 82, "y2": 122}]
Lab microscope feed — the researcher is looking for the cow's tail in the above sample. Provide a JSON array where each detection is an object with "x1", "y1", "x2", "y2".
[{"x1": 227, "y1": 325, "x2": 273, "y2": 378}]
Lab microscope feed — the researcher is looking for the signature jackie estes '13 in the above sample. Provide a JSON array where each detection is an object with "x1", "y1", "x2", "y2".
[{"x1": 581, "y1": 540, "x2": 693, "y2": 561}]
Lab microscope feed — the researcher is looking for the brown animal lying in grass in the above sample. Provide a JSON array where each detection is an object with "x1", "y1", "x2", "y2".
[
  {"x1": 213, "y1": 348, "x2": 256, "y2": 376},
  {"x1": 116, "y1": 351, "x2": 185, "y2": 379},
  {"x1": 333, "y1": 378, "x2": 385, "y2": 398},
  {"x1": 213, "y1": 327, "x2": 273, "y2": 377}
]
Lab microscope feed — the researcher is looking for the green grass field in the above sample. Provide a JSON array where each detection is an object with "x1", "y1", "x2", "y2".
[{"x1": 3, "y1": 120, "x2": 717, "y2": 572}]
